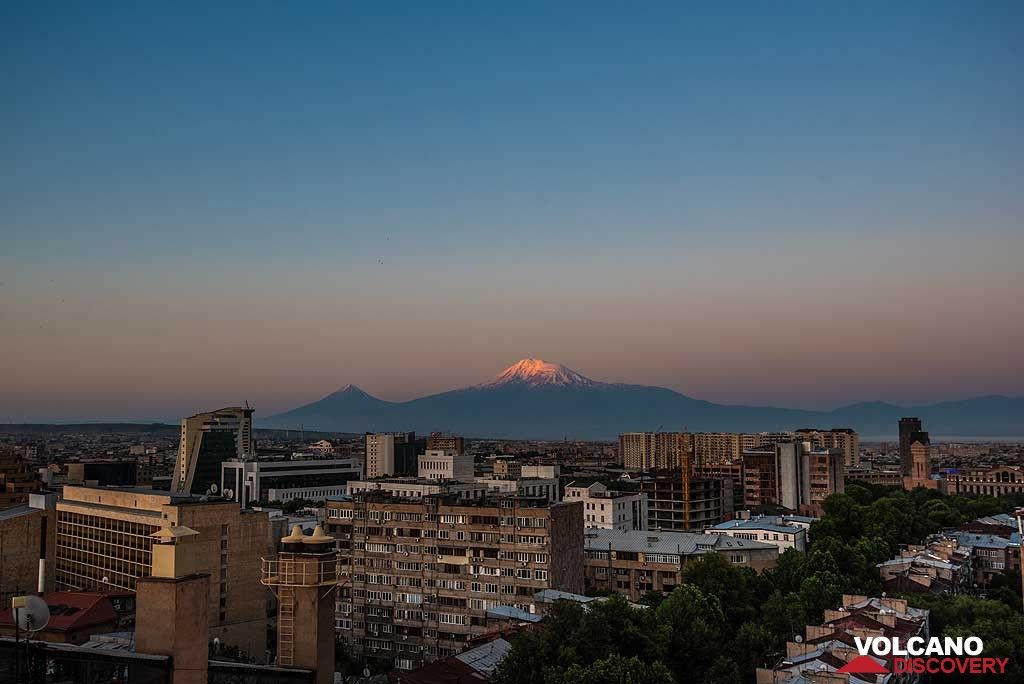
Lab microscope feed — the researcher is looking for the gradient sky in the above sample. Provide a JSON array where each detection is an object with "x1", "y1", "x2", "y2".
[{"x1": 2, "y1": 1, "x2": 1022, "y2": 422}]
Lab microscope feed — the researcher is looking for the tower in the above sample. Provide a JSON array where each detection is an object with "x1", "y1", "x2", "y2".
[
  {"x1": 898, "y1": 417, "x2": 922, "y2": 476},
  {"x1": 261, "y1": 524, "x2": 338, "y2": 684},
  {"x1": 135, "y1": 525, "x2": 209, "y2": 684}
]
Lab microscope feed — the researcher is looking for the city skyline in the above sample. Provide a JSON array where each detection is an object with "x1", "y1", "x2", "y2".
[{"x1": 4, "y1": 2, "x2": 1023, "y2": 421}]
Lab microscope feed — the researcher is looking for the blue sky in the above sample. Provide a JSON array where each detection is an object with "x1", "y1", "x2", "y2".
[{"x1": 2, "y1": 1, "x2": 1022, "y2": 421}]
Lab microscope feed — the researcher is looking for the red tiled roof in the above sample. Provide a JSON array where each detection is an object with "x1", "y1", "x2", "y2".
[{"x1": 0, "y1": 592, "x2": 118, "y2": 633}]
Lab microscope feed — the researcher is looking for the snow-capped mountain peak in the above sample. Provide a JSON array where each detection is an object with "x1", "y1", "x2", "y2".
[{"x1": 480, "y1": 358, "x2": 600, "y2": 388}]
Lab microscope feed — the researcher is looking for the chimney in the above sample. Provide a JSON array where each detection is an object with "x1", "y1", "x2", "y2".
[{"x1": 136, "y1": 525, "x2": 209, "y2": 684}]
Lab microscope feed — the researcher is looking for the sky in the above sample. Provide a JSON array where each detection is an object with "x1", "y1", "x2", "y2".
[{"x1": 2, "y1": 1, "x2": 1022, "y2": 422}]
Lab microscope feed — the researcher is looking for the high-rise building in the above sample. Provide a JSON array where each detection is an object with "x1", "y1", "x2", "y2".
[
  {"x1": 618, "y1": 432, "x2": 692, "y2": 470},
  {"x1": 364, "y1": 432, "x2": 418, "y2": 478},
  {"x1": 324, "y1": 492, "x2": 584, "y2": 670},
  {"x1": 0, "y1": 445, "x2": 40, "y2": 509},
  {"x1": 794, "y1": 428, "x2": 860, "y2": 468},
  {"x1": 899, "y1": 417, "x2": 923, "y2": 476},
  {"x1": 54, "y1": 485, "x2": 269, "y2": 660},
  {"x1": 174, "y1": 407, "x2": 254, "y2": 495},
  {"x1": 742, "y1": 441, "x2": 844, "y2": 514}
]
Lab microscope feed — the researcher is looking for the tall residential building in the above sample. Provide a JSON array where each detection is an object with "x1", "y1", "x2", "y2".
[
  {"x1": 692, "y1": 433, "x2": 743, "y2": 466},
  {"x1": 618, "y1": 432, "x2": 692, "y2": 470},
  {"x1": 174, "y1": 407, "x2": 254, "y2": 495},
  {"x1": 899, "y1": 417, "x2": 923, "y2": 476},
  {"x1": 54, "y1": 485, "x2": 269, "y2": 660},
  {"x1": 742, "y1": 441, "x2": 844, "y2": 515},
  {"x1": 0, "y1": 445, "x2": 40, "y2": 509},
  {"x1": 324, "y1": 493, "x2": 584, "y2": 670},
  {"x1": 364, "y1": 432, "x2": 418, "y2": 479},
  {"x1": 794, "y1": 428, "x2": 860, "y2": 468}
]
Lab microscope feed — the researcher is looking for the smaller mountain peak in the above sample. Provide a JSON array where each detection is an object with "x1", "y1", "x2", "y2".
[
  {"x1": 482, "y1": 358, "x2": 600, "y2": 388},
  {"x1": 334, "y1": 384, "x2": 370, "y2": 398}
]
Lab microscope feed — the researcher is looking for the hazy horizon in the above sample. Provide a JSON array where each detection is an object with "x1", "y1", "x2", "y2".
[{"x1": 3, "y1": 2, "x2": 1022, "y2": 422}]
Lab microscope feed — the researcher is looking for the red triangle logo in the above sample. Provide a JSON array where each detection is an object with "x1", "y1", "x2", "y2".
[{"x1": 838, "y1": 655, "x2": 889, "y2": 674}]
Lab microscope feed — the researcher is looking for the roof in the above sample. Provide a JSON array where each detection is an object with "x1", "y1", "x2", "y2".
[
  {"x1": 533, "y1": 589, "x2": 596, "y2": 604},
  {"x1": 709, "y1": 517, "x2": 805, "y2": 535},
  {"x1": 584, "y1": 528, "x2": 777, "y2": 556},
  {"x1": 394, "y1": 637, "x2": 512, "y2": 684},
  {"x1": 454, "y1": 638, "x2": 512, "y2": 674},
  {"x1": 944, "y1": 531, "x2": 1018, "y2": 549},
  {"x1": 485, "y1": 605, "x2": 541, "y2": 623},
  {"x1": 0, "y1": 593, "x2": 119, "y2": 634},
  {"x1": 0, "y1": 504, "x2": 38, "y2": 522}
]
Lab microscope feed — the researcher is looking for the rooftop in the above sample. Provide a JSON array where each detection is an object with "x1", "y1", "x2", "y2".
[{"x1": 584, "y1": 528, "x2": 777, "y2": 556}]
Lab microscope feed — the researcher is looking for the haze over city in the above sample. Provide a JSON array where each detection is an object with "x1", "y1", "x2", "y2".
[{"x1": 3, "y1": 2, "x2": 1023, "y2": 422}]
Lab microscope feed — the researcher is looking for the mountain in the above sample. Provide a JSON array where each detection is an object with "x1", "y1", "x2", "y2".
[{"x1": 262, "y1": 359, "x2": 1024, "y2": 439}]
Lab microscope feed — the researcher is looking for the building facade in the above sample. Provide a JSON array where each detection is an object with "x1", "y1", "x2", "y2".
[
  {"x1": 324, "y1": 493, "x2": 584, "y2": 670},
  {"x1": 175, "y1": 407, "x2": 254, "y2": 495},
  {"x1": 54, "y1": 485, "x2": 269, "y2": 661},
  {"x1": 365, "y1": 432, "x2": 419, "y2": 479},
  {"x1": 899, "y1": 416, "x2": 923, "y2": 476},
  {"x1": 639, "y1": 470, "x2": 731, "y2": 531},
  {"x1": 221, "y1": 455, "x2": 362, "y2": 505},
  {"x1": 563, "y1": 481, "x2": 647, "y2": 532},
  {"x1": 583, "y1": 529, "x2": 778, "y2": 601},
  {"x1": 941, "y1": 465, "x2": 1024, "y2": 497},
  {"x1": 418, "y1": 449, "x2": 474, "y2": 481}
]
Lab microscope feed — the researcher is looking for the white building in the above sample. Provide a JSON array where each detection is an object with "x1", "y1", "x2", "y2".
[
  {"x1": 564, "y1": 481, "x2": 648, "y2": 532},
  {"x1": 221, "y1": 455, "x2": 362, "y2": 506},
  {"x1": 475, "y1": 477, "x2": 560, "y2": 502},
  {"x1": 520, "y1": 464, "x2": 561, "y2": 479},
  {"x1": 418, "y1": 449, "x2": 474, "y2": 481},
  {"x1": 345, "y1": 478, "x2": 488, "y2": 502},
  {"x1": 706, "y1": 515, "x2": 808, "y2": 552}
]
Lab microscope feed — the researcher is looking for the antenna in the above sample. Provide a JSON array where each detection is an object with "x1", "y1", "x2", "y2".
[{"x1": 12, "y1": 595, "x2": 50, "y2": 632}]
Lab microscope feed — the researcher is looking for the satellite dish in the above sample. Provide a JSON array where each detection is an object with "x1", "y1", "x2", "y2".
[
  {"x1": 12, "y1": 595, "x2": 50, "y2": 632},
  {"x1": 223, "y1": 488, "x2": 234, "y2": 499},
  {"x1": 209, "y1": 484, "x2": 219, "y2": 495}
]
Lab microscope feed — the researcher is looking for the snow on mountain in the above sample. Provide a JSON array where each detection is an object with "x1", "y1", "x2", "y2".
[{"x1": 478, "y1": 358, "x2": 602, "y2": 389}]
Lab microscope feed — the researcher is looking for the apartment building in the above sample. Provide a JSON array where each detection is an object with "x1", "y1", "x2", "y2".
[
  {"x1": 0, "y1": 445, "x2": 40, "y2": 509},
  {"x1": 794, "y1": 428, "x2": 860, "y2": 468},
  {"x1": 324, "y1": 493, "x2": 584, "y2": 670},
  {"x1": 584, "y1": 528, "x2": 778, "y2": 601},
  {"x1": 742, "y1": 442, "x2": 844, "y2": 515},
  {"x1": 426, "y1": 433, "x2": 465, "y2": 454},
  {"x1": 618, "y1": 432, "x2": 691, "y2": 470},
  {"x1": 54, "y1": 485, "x2": 269, "y2": 661},
  {"x1": 365, "y1": 432, "x2": 419, "y2": 479},
  {"x1": 563, "y1": 481, "x2": 647, "y2": 532}
]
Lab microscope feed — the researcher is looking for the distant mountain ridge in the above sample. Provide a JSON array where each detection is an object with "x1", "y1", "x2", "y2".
[{"x1": 262, "y1": 359, "x2": 1024, "y2": 439}]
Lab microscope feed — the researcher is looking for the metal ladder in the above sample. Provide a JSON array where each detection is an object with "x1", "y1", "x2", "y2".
[{"x1": 278, "y1": 585, "x2": 295, "y2": 666}]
